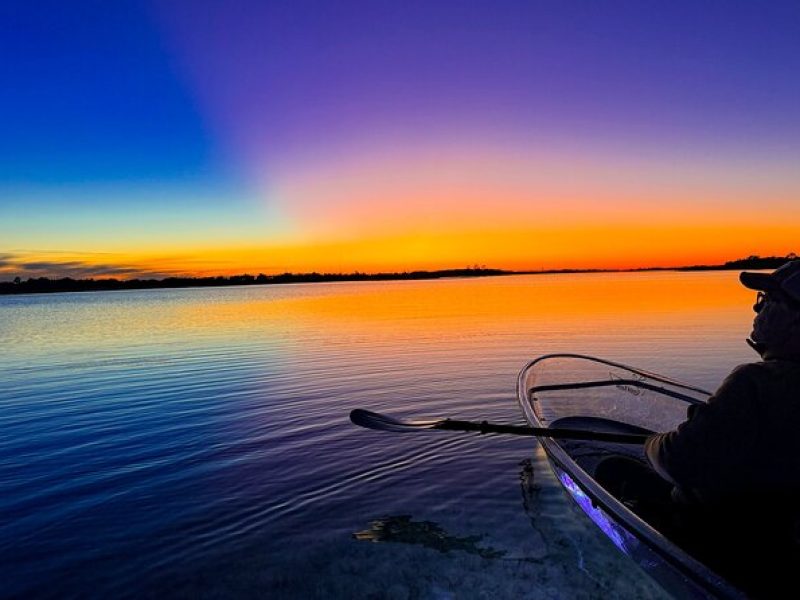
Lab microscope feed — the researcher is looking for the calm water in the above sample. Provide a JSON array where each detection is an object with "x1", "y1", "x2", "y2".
[{"x1": 0, "y1": 271, "x2": 755, "y2": 599}]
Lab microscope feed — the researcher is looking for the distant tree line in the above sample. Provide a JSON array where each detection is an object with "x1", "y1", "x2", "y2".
[
  {"x1": 0, "y1": 255, "x2": 795, "y2": 296},
  {"x1": 0, "y1": 267, "x2": 509, "y2": 295},
  {"x1": 676, "y1": 253, "x2": 797, "y2": 272}
]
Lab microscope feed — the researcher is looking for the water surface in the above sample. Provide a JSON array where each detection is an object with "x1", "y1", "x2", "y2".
[{"x1": 0, "y1": 271, "x2": 755, "y2": 598}]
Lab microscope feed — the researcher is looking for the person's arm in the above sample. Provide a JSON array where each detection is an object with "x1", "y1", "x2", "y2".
[{"x1": 645, "y1": 364, "x2": 761, "y2": 501}]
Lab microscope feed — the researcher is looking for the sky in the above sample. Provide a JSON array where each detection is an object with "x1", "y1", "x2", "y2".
[{"x1": 1, "y1": 0, "x2": 799, "y2": 279}]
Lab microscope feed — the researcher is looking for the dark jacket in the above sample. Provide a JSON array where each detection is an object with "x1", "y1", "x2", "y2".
[{"x1": 645, "y1": 359, "x2": 800, "y2": 505}]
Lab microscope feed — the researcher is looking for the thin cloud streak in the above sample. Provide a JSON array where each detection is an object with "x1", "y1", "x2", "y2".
[{"x1": 0, "y1": 252, "x2": 183, "y2": 281}]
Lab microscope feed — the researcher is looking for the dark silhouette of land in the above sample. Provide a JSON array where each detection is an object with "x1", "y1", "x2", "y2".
[{"x1": 0, "y1": 255, "x2": 795, "y2": 296}]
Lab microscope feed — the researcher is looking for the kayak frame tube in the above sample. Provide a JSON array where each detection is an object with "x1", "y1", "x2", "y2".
[{"x1": 516, "y1": 354, "x2": 746, "y2": 600}]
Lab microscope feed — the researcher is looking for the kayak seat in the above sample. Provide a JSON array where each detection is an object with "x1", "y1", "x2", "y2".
[{"x1": 549, "y1": 416, "x2": 654, "y2": 475}]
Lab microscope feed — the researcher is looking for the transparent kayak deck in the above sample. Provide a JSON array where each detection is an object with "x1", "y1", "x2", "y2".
[{"x1": 516, "y1": 354, "x2": 745, "y2": 600}]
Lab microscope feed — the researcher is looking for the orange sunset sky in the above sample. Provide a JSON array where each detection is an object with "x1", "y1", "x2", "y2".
[{"x1": 2, "y1": 2, "x2": 799, "y2": 279}]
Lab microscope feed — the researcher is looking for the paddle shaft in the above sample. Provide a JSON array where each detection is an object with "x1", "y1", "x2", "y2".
[
  {"x1": 436, "y1": 419, "x2": 650, "y2": 444},
  {"x1": 349, "y1": 409, "x2": 651, "y2": 444}
]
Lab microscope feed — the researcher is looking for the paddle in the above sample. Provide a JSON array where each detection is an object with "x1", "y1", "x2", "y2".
[{"x1": 350, "y1": 409, "x2": 650, "y2": 444}]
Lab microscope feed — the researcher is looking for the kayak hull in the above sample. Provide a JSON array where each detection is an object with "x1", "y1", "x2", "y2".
[{"x1": 517, "y1": 354, "x2": 745, "y2": 600}]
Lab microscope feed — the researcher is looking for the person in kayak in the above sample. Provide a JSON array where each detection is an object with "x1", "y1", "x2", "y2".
[
  {"x1": 645, "y1": 259, "x2": 800, "y2": 507},
  {"x1": 597, "y1": 260, "x2": 800, "y2": 595}
]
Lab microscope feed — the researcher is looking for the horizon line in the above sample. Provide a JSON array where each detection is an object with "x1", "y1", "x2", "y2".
[{"x1": 1, "y1": 254, "x2": 795, "y2": 296}]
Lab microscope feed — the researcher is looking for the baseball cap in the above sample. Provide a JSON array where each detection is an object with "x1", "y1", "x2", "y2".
[{"x1": 740, "y1": 260, "x2": 800, "y2": 304}]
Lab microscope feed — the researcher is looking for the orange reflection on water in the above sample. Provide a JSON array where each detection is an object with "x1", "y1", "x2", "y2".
[{"x1": 171, "y1": 270, "x2": 754, "y2": 342}]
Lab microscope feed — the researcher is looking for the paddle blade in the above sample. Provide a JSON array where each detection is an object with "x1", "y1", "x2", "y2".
[{"x1": 349, "y1": 409, "x2": 442, "y2": 432}]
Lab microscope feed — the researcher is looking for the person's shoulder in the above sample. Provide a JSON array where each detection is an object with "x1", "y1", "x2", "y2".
[
  {"x1": 763, "y1": 357, "x2": 800, "y2": 370},
  {"x1": 716, "y1": 361, "x2": 798, "y2": 399},
  {"x1": 713, "y1": 363, "x2": 765, "y2": 398},
  {"x1": 757, "y1": 359, "x2": 800, "y2": 383},
  {"x1": 733, "y1": 359, "x2": 800, "y2": 377},
  {"x1": 726, "y1": 362, "x2": 767, "y2": 381}
]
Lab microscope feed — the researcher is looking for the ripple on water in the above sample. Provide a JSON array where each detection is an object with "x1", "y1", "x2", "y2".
[{"x1": 0, "y1": 273, "x2": 752, "y2": 598}]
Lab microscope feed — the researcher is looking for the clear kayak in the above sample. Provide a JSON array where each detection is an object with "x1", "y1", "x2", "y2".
[{"x1": 516, "y1": 354, "x2": 747, "y2": 599}]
